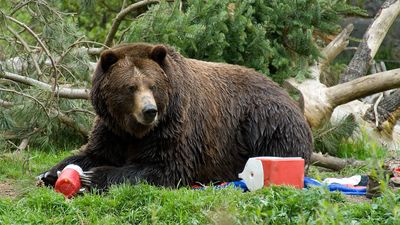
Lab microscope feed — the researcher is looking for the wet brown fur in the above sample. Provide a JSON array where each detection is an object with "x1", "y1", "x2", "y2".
[{"x1": 41, "y1": 43, "x2": 313, "y2": 190}]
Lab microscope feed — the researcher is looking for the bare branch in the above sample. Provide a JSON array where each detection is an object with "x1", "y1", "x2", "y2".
[
  {"x1": 310, "y1": 24, "x2": 353, "y2": 80},
  {"x1": 327, "y1": 68, "x2": 400, "y2": 106},
  {"x1": 0, "y1": 71, "x2": 90, "y2": 99},
  {"x1": 321, "y1": 24, "x2": 354, "y2": 66},
  {"x1": 104, "y1": 0, "x2": 159, "y2": 47}
]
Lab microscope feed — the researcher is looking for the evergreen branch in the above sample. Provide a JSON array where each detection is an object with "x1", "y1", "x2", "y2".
[
  {"x1": 104, "y1": 0, "x2": 160, "y2": 47},
  {"x1": 0, "y1": 71, "x2": 90, "y2": 99},
  {"x1": 49, "y1": 109, "x2": 89, "y2": 138},
  {"x1": 5, "y1": 14, "x2": 62, "y2": 98},
  {"x1": 7, "y1": 26, "x2": 42, "y2": 76},
  {"x1": 10, "y1": 0, "x2": 32, "y2": 16},
  {"x1": 0, "y1": 87, "x2": 49, "y2": 118},
  {"x1": 5, "y1": 15, "x2": 56, "y2": 73},
  {"x1": 0, "y1": 99, "x2": 89, "y2": 138},
  {"x1": 74, "y1": 41, "x2": 109, "y2": 55},
  {"x1": 56, "y1": 36, "x2": 86, "y2": 66},
  {"x1": 63, "y1": 108, "x2": 96, "y2": 116}
]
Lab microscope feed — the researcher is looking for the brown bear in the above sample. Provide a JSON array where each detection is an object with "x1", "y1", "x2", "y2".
[{"x1": 39, "y1": 43, "x2": 313, "y2": 191}]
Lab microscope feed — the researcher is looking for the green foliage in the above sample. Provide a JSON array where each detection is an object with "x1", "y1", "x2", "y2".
[
  {"x1": 313, "y1": 116, "x2": 388, "y2": 160},
  {"x1": 0, "y1": 1, "x2": 94, "y2": 151},
  {"x1": 313, "y1": 115, "x2": 358, "y2": 156},
  {"x1": 337, "y1": 128, "x2": 388, "y2": 160},
  {"x1": 126, "y1": 0, "x2": 365, "y2": 82},
  {"x1": 1, "y1": 149, "x2": 399, "y2": 224}
]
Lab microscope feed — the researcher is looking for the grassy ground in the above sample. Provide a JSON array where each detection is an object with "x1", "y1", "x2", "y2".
[{"x1": 0, "y1": 149, "x2": 400, "y2": 224}]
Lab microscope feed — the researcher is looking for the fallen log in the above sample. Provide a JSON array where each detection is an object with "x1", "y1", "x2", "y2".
[{"x1": 311, "y1": 152, "x2": 365, "y2": 171}]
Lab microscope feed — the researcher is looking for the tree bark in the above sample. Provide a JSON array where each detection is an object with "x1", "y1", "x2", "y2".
[
  {"x1": 363, "y1": 90, "x2": 400, "y2": 133},
  {"x1": 339, "y1": 0, "x2": 400, "y2": 83}
]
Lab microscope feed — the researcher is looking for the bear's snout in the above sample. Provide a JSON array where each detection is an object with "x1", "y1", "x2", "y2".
[{"x1": 142, "y1": 104, "x2": 158, "y2": 122}]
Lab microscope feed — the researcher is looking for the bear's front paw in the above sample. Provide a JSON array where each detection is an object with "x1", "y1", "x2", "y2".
[
  {"x1": 37, "y1": 169, "x2": 59, "y2": 187},
  {"x1": 81, "y1": 166, "x2": 117, "y2": 192}
]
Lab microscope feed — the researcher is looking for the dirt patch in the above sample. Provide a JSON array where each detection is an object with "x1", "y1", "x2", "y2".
[
  {"x1": 344, "y1": 194, "x2": 371, "y2": 203},
  {"x1": 0, "y1": 181, "x2": 18, "y2": 199}
]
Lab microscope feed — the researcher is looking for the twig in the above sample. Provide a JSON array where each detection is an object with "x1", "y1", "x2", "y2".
[
  {"x1": 10, "y1": 0, "x2": 32, "y2": 16},
  {"x1": 374, "y1": 93, "x2": 384, "y2": 127},
  {"x1": 64, "y1": 108, "x2": 96, "y2": 116},
  {"x1": 104, "y1": 0, "x2": 160, "y2": 47},
  {"x1": 0, "y1": 71, "x2": 90, "y2": 99}
]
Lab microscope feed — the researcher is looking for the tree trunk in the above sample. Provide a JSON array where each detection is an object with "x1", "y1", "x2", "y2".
[{"x1": 339, "y1": 0, "x2": 400, "y2": 83}]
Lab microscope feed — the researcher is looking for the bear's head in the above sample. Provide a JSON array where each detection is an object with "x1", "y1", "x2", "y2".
[{"x1": 91, "y1": 44, "x2": 170, "y2": 138}]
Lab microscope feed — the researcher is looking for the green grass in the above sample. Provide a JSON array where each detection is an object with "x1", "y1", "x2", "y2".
[{"x1": 1, "y1": 150, "x2": 400, "y2": 224}]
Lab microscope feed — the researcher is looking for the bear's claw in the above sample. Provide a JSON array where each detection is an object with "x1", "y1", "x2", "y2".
[{"x1": 80, "y1": 171, "x2": 93, "y2": 187}]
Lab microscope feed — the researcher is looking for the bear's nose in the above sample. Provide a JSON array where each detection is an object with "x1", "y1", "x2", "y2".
[{"x1": 142, "y1": 105, "x2": 158, "y2": 121}]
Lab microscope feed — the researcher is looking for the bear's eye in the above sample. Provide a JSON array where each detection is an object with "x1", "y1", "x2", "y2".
[
  {"x1": 149, "y1": 84, "x2": 156, "y2": 91},
  {"x1": 128, "y1": 85, "x2": 137, "y2": 92}
]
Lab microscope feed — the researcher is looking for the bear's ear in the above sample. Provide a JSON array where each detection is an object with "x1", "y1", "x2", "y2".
[
  {"x1": 150, "y1": 45, "x2": 167, "y2": 65},
  {"x1": 100, "y1": 50, "x2": 119, "y2": 71}
]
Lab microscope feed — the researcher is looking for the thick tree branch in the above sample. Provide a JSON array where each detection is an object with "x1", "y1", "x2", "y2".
[
  {"x1": 0, "y1": 71, "x2": 90, "y2": 99},
  {"x1": 104, "y1": 0, "x2": 159, "y2": 47},
  {"x1": 339, "y1": 0, "x2": 400, "y2": 83},
  {"x1": 287, "y1": 68, "x2": 400, "y2": 128},
  {"x1": 311, "y1": 152, "x2": 365, "y2": 171},
  {"x1": 327, "y1": 68, "x2": 400, "y2": 106}
]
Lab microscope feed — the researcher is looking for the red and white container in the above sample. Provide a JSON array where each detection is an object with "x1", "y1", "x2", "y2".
[
  {"x1": 238, "y1": 157, "x2": 304, "y2": 191},
  {"x1": 55, "y1": 164, "x2": 83, "y2": 198}
]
